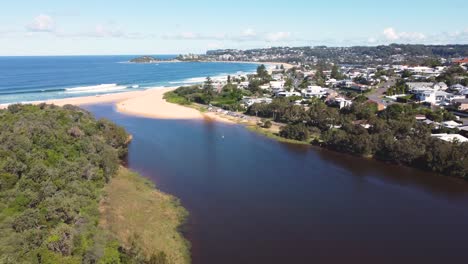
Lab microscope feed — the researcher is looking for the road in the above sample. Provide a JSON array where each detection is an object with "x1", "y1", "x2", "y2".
[{"x1": 367, "y1": 77, "x2": 397, "y2": 105}]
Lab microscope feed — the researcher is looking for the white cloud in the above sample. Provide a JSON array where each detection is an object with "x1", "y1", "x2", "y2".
[
  {"x1": 164, "y1": 30, "x2": 293, "y2": 43},
  {"x1": 180, "y1": 32, "x2": 197, "y2": 39},
  {"x1": 382, "y1": 27, "x2": 426, "y2": 41},
  {"x1": 93, "y1": 24, "x2": 125, "y2": 38},
  {"x1": 242, "y1": 28, "x2": 256, "y2": 37},
  {"x1": 207, "y1": 42, "x2": 224, "y2": 49},
  {"x1": 265, "y1": 32, "x2": 291, "y2": 42},
  {"x1": 27, "y1": 14, "x2": 55, "y2": 32},
  {"x1": 367, "y1": 37, "x2": 377, "y2": 43},
  {"x1": 383, "y1": 28, "x2": 399, "y2": 40}
]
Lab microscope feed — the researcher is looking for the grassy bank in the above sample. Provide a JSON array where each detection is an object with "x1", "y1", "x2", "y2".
[
  {"x1": 100, "y1": 167, "x2": 190, "y2": 264},
  {"x1": 246, "y1": 125, "x2": 311, "y2": 145}
]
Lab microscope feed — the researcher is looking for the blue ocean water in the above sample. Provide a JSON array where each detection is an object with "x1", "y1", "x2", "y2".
[{"x1": 0, "y1": 55, "x2": 259, "y2": 104}]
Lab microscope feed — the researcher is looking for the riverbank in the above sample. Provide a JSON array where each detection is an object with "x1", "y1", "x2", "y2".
[{"x1": 100, "y1": 167, "x2": 190, "y2": 264}]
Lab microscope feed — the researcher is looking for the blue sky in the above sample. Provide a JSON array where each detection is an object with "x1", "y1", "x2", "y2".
[{"x1": 1, "y1": 0, "x2": 467, "y2": 55}]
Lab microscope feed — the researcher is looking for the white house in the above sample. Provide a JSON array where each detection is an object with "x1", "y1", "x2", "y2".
[
  {"x1": 238, "y1": 81, "x2": 250, "y2": 89},
  {"x1": 325, "y1": 78, "x2": 339, "y2": 87},
  {"x1": 301, "y1": 86, "x2": 328, "y2": 98},
  {"x1": 431, "y1": 133, "x2": 468, "y2": 143},
  {"x1": 269, "y1": 80, "x2": 285, "y2": 90},
  {"x1": 242, "y1": 97, "x2": 273, "y2": 107},
  {"x1": 329, "y1": 97, "x2": 353, "y2": 109},
  {"x1": 442, "y1": 120, "x2": 462, "y2": 129},
  {"x1": 416, "y1": 90, "x2": 452, "y2": 105},
  {"x1": 277, "y1": 91, "x2": 301, "y2": 97}
]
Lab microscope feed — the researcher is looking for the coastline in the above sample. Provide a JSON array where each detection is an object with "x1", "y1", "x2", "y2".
[
  {"x1": 0, "y1": 86, "x2": 237, "y2": 124},
  {"x1": 0, "y1": 60, "x2": 295, "y2": 123}
]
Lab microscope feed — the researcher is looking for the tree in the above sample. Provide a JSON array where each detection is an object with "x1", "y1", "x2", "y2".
[
  {"x1": 331, "y1": 65, "x2": 342, "y2": 79},
  {"x1": 263, "y1": 120, "x2": 272, "y2": 129},
  {"x1": 202, "y1": 77, "x2": 215, "y2": 103},
  {"x1": 401, "y1": 70, "x2": 413, "y2": 78},
  {"x1": 280, "y1": 123, "x2": 310, "y2": 141},
  {"x1": 285, "y1": 78, "x2": 294, "y2": 91},
  {"x1": 256, "y1": 64, "x2": 269, "y2": 79}
]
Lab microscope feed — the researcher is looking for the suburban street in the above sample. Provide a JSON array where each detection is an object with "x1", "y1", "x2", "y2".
[{"x1": 367, "y1": 77, "x2": 397, "y2": 105}]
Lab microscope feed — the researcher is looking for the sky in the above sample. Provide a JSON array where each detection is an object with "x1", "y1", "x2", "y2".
[{"x1": 0, "y1": 0, "x2": 467, "y2": 56}]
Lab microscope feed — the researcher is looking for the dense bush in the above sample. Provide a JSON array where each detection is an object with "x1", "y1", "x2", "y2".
[
  {"x1": 248, "y1": 100, "x2": 468, "y2": 179},
  {"x1": 0, "y1": 104, "x2": 131, "y2": 263},
  {"x1": 280, "y1": 124, "x2": 310, "y2": 141}
]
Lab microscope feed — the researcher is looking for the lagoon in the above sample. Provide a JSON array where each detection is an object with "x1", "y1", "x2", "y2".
[{"x1": 86, "y1": 104, "x2": 468, "y2": 264}]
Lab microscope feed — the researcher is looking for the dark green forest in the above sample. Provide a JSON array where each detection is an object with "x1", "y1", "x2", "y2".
[{"x1": 0, "y1": 104, "x2": 132, "y2": 263}]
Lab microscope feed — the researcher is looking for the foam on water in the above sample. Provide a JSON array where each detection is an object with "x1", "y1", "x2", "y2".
[{"x1": 64, "y1": 84, "x2": 129, "y2": 94}]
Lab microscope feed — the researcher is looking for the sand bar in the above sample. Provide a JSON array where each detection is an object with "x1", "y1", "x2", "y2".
[{"x1": 0, "y1": 87, "x2": 235, "y2": 123}]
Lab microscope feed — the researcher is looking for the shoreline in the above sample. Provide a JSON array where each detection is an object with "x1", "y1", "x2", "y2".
[
  {"x1": 0, "y1": 86, "x2": 238, "y2": 124},
  {"x1": 0, "y1": 60, "x2": 295, "y2": 123}
]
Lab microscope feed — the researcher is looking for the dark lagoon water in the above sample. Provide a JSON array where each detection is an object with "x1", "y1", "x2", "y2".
[{"x1": 85, "y1": 104, "x2": 468, "y2": 264}]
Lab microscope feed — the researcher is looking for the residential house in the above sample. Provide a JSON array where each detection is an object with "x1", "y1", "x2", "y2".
[
  {"x1": 442, "y1": 120, "x2": 462, "y2": 129},
  {"x1": 431, "y1": 133, "x2": 468, "y2": 143},
  {"x1": 301, "y1": 86, "x2": 328, "y2": 98},
  {"x1": 241, "y1": 97, "x2": 273, "y2": 107},
  {"x1": 277, "y1": 91, "x2": 301, "y2": 97},
  {"x1": 328, "y1": 97, "x2": 353, "y2": 109},
  {"x1": 269, "y1": 80, "x2": 285, "y2": 90}
]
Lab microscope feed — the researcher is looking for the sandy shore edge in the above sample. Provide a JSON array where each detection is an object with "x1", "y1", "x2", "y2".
[
  {"x1": 0, "y1": 87, "x2": 236, "y2": 124},
  {"x1": 0, "y1": 61, "x2": 294, "y2": 123}
]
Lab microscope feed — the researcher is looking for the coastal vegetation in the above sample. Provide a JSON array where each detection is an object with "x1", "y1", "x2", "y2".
[
  {"x1": 129, "y1": 56, "x2": 177, "y2": 64},
  {"x1": 0, "y1": 104, "x2": 189, "y2": 264},
  {"x1": 164, "y1": 78, "x2": 247, "y2": 111}
]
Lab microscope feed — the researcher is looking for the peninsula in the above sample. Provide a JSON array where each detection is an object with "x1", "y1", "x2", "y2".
[{"x1": 129, "y1": 55, "x2": 179, "y2": 63}]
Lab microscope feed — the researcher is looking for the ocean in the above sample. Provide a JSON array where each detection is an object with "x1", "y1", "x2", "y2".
[{"x1": 0, "y1": 55, "x2": 259, "y2": 104}]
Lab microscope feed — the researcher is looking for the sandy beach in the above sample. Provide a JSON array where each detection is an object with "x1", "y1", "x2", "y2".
[
  {"x1": 0, "y1": 87, "x2": 236, "y2": 123},
  {"x1": 0, "y1": 61, "x2": 295, "y2": 123}
]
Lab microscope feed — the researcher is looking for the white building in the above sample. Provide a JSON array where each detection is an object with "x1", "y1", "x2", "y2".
[
  {"x1": 407, "y1": 82, "x2": 447, "y2": 93},
  {"x1": 238, "y1": 81, "x2": 250, "y2": 89},
  {"x1": 442, "y1": 120, "x2": 462, "y2": 129},
  {"x1": 417, "y1": 90, "x2": 451, "y2": 105},
  {"x1": 242, "y1": 97, "x2": 273, "y2": 107},
  {"x1": 431, "y1": 133, "x2": 468, "y2": 143},
  {"x1": 269, "y1": 80, "x2": 285, "y2": 90},
  {"x1": 329, "y1": 97, "x2": 353, "y2": 109},
  {"x1": 277, "y1": 91, "x2": 301, "y2": 97},
  {"x1": 301, "y1": 86, "x2": 328, "y2": 98}
]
